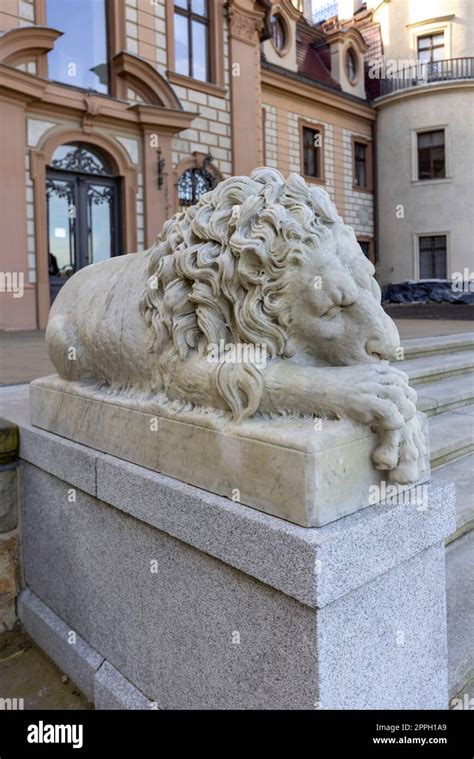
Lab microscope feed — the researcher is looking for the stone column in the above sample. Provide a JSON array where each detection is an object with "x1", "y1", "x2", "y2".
[
  {"x1": 0, "y1": 420, "x2": 20, "y2": 632},
  {"x1": 228, "y1": 0, "x2": 265, "y2": 175}
]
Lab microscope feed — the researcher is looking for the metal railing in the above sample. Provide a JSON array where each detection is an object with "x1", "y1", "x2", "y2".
[{"x1": 379, "y1": 57, "x2": 474, "y2": 96}]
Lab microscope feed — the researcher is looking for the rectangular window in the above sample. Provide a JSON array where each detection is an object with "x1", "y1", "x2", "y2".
[
  {"x1": 419, "y1": 235, "x2": 447, "y2": 279},
  {"x1": 354, "y1": 141, "x2": 367, "y2": 188},
  {"x1": 417, "y1": 33, "x2": 444, "y2": 64},
  {"x1": 173, "y1": 0, "x2": 209, "y2": 82},
  {"x1": 46, "y1": 0, "x2": 109, "y2": 93},
  {"x1": 417, "y1": 130, "x2": 445, "y2": 180},
  {"x1": 302, "y1": 126, "x2": 322, "y2": 178}
]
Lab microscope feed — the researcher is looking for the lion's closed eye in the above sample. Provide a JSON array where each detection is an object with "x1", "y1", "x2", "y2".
[{"x1": 320, "y1": 304, "x2": 343, "y2": 319}]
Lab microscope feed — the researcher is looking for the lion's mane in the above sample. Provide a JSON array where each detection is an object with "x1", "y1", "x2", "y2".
[{"x1": 140, "y1": 167, "x2": 341, "y2": 419}]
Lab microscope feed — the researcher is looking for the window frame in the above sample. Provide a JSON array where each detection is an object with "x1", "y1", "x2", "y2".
[
  {"x1": 413, "y1": 230, "x2": 451, "y2": 282},
  {"x1": 411, "y1": 125, "x2": 450, "y2": 184},
  {"x1": 416, "y1": 31, "x2": 445, "y2": 64},
  {"x1": 299, "y1": 120, "x2": 325, "y2": 184},
  {"x1": 351, "y1": 135, "x2": 373, "y2": 192},
  {"x1": 413, "y1": 232, "x2": 449, "y2": 280},
  {"x1": 166, "y1": 0, "x2": 225, "y2": 94},
  {"x1": 40, "y1": 0, "x2": 119, "y2": 94},
  {"x1": 270, "y1": 12, "x2": 290, "y2": 58},
  {"x1": 345, "y1": 46, "x2": 358, "y2": 84},
  {"x1": 172, "y1": 0, "x2": 210, "y2": 83},
  {"x1": 416, "y1": 128, "x2": 446, "y2": 181}
]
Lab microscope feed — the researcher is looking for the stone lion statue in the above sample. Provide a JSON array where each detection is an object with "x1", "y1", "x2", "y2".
[{"x1": 47, "y1": 168, "x2": 425, "y2": 484}]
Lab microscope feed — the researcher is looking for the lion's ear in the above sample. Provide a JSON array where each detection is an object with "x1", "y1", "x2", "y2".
[{"x1": 238, "y1": 244, "x2": 268, "y2": 285}]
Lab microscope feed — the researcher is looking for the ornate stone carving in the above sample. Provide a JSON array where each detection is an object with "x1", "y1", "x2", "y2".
[
  {"x1": 228, "y1": 4, "x2": 264, "y2": 44},
  {"x1": 45, "y1": 169, "x2": 426, "y2": 487}
]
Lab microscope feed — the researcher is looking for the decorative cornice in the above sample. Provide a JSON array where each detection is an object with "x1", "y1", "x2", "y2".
[
  {"x1": 0, "y1": 63, "x2": 48, "y2": 102},
  {"x1": 274, "y1": 0, "x2": 302, "y2": 23},
  {"x1": 228, "y1": 2, "x2": 265, "y2": 45},
  {"x1": 406, "y1": 14, "x2": 455, "y2": 29},
  {"x1": 0, "y1": 63, "x2": 196, "y2": 136},
  {"x1": 320, "y1": 27, "x2": 369, "y2": 54},
  {"x1": 0, "y1": 26, "x2": 62, "y2": 65},
  {"x1": 128, "y1": 103, "x2": 196, "y2": 134},
  {"x1": 111, "y1": 51, "x2": 182, "y2": 109},
  {"x1": 261, "y1": 63, "x2": 375, "y2": 119}
]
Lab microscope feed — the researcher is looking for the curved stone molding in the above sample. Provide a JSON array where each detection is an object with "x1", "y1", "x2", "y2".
[
  {"x1": 0, "y1": 26, "x2": 62, "y2": 75},
  {"x1": 111, "y1": 51, "x2": 183, "y2": 109}
]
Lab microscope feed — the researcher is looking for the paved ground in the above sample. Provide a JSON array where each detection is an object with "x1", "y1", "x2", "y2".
[
  {"x1": 0, "y1": 627, "x2": 92, "y2": 710},
  {"x1": 0, "y1": 330, "x2": 54, "y2": 385},
  {"x1": 1, "y1": 319, "x2": 473, "y2": 385}
]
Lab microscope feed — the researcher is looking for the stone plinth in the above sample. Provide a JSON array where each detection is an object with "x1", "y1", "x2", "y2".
[
  {"x1": 30, "y1": 377, "x2": 430, "y2": 528},
  {"x1": 17, "y1": 420, "x2": 454, "y2": 709},
  {"x1": 0, "y1": 418, "x2": 19, "y2": 632}
]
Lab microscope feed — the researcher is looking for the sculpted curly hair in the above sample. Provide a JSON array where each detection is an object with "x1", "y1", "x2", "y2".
[{"x1": 140, "y1": 167, "x2": 341, "y2": 419}]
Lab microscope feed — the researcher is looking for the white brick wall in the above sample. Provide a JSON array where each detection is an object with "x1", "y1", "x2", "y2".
[
  {"x1": 24, "y1": 152, "x2": 36, "y2": 284},
  {"x1": 262, "y1": 105, "x2": 278, "y2": 168},
  {"x1": 342, "y1": 129, "x2": 374, "y2": 237},
  {"x1": 136, "y1": 171, "x2": 145, "y2": 251},
  {"x1": 125, "y1": 0, "x2": 139, "y2": 54},
  {"x1": 170, "y1": 18, "x2": 232, "y2": 177}
]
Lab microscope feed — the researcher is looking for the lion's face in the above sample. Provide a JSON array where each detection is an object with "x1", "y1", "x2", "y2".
[{"x1": 287, "y1": 223, "x2": 400, "y2": 367}]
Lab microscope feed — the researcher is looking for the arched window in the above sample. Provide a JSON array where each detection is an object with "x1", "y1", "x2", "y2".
[
  {"x1": 345, "y1": 47, "x2": 358, "y2": 83},
  {"x1": 49, "y1": 143, "x2": 113, "y2": 176},
  {"x1": 177, "y1": 166, "x2": 217, "y2": 211}
]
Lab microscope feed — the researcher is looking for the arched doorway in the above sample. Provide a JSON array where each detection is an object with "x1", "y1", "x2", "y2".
[{"x1": 46, "y1": 142, "x2": 122, "y2": 302}]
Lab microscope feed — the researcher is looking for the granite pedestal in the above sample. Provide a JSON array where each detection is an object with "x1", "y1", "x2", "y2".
[{"x1": 16, "y1": 420, "x2": 455, "y2": 709}]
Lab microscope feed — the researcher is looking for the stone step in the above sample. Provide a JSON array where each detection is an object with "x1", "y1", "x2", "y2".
[
  {"x1": 417, "y1": 373, "x2": 474, "y2": 416},
  {"x1": 429, "y1": 406, "x2": 474, "y2": 468},
  {"x1": 446, "y1": 530, "x2": 474, "y2": 698},
  {"x1": 401, "y1": 349, "x2": 474, "y2": 385},
  {"x1": 435, "y1": 453, "x2": 474, "y2": 543},
  {"x1": 401, "y1": 332, "x2": 474, "y2": 360}
]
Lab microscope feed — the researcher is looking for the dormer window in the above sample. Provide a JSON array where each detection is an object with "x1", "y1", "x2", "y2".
[
  {"x1": 271, "y1": 14, "x2": 287, "y2": 53},
  {"x1": 345, "y1": 47, "x2": 357, "y2": 83}
]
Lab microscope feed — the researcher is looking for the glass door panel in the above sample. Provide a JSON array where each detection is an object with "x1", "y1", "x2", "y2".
[
  {"x1": 46, "y1": 179, "x2": 76, "y2": 302},
  {"x1": 87, "y1": 184, "x2": 113, "y2": 264}
]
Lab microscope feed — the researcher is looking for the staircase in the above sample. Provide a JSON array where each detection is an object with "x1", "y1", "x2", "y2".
[{"x1": 399, "y1": 331, "x2": 474, "y2": 703}]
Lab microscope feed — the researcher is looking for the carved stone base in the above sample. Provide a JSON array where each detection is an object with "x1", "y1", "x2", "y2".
[{"x1": 30, "y1": 375, "x2": 430, "y2": 527}]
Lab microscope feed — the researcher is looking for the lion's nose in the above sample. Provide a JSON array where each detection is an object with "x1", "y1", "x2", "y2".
[{"x1": 365, "y1": 336, "x2": 398, "y2": 361}]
